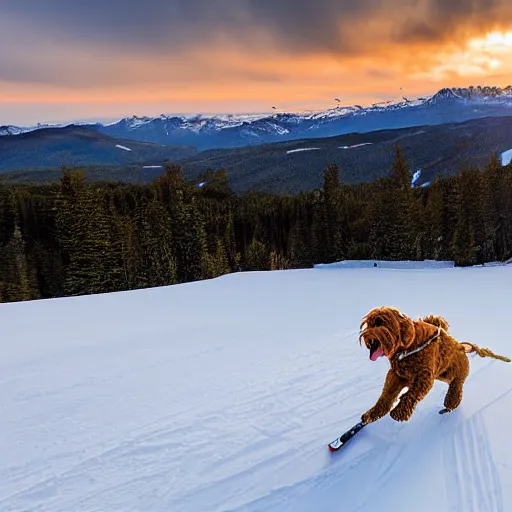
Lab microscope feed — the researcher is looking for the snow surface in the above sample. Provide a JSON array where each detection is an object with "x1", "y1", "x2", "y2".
[
  {"x1": 501, "y1": 149, "x2": 512, "y2": 166},
  {"x1": 1, "y1": 263, "x2": 512, "y2": 511},
  {"x1": 115, "y1": 144, "x2": 132, "y2": 151},
  {"x1": 142, "y1": 165, "x2": 163, "y2": 169},
  {"x1": 286, "y1": 147, "x2": 321, "y2": 154}
]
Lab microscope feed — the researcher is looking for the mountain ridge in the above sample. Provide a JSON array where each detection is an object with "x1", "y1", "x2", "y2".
[
  {"x1": 3, "y1": 115, "x2": 512, "y2": 194},
  {"x1": 3, "y1": 85, "x2": 512, "y2": 150}
]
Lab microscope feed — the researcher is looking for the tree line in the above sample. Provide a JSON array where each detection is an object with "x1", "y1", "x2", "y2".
[{"x1": 0, "y1": 147, "x2": 511, "y2": 303}]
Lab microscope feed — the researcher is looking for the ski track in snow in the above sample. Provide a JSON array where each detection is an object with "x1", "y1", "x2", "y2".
[
  {"x1": 227, "y1": 359, "x2": 511, "y2": 512},
  {"x1": 443, "y1": 412, "x2": 503, "y2": 512}
]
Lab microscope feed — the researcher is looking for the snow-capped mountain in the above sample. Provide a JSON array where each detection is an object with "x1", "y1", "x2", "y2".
[
  {"x1": 0, "y1": 125, "x2": 29, "y2": 136},
  {"x1": 0, "y1": 122, "x2": 65, "y2": 137},
  {"x1": 3, "y1": 85, "x2": 512, "y2": 150}
]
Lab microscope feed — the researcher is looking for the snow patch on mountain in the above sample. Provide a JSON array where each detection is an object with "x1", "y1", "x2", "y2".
[
  {"x1": 339, "y1": 143, "x2": 373, "y2": 149},
  {"x1": 501, "y1": 149, "x2": 512, "y2": 166},
  {"x1": 116, "y1": 144, "x2": 132, "y2": 151},
  {"x1": 286, "y1": 148, "x2": 321, "y2": 154},
  {"x1": 411, "y1": 170, "x2": 422, "y2": 187}
]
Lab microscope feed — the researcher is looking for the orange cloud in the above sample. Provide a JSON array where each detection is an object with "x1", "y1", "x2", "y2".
[{"x1": 2, "y1": 1, "x2": 512, "y2": 124}]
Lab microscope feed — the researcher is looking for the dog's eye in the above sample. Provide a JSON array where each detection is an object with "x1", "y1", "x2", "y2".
[{"x1": 374, "y1": 317, "x2": 383, "y2": 327}]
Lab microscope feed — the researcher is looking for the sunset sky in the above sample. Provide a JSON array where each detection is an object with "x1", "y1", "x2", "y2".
[{"x1": 2, "y1": 0, "x2": 512, "y2": 125}]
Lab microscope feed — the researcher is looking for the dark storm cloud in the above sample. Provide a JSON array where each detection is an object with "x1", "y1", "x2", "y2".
[
  {"x1": 1, "y1": 0, "x2": 512, "y2": 85},
  {"x1": 3, "y1": 0, "x2": 510, "y2": 51},
  {"x1": 1, "y1": 0, "x2": 384, "y2": 52}
]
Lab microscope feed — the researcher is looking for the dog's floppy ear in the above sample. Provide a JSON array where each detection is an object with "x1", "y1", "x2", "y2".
[
  {"x1": 388, "y1": 307, "x2": 415, "y2": 349},
  {"x1": 398, "y1": 314, "x2": 415, "y2": 349}
]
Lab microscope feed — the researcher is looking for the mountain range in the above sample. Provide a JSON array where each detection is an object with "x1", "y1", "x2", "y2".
[
  {"x1": 2, "y1": 115, "x2": 512, "y2": 194},
  {"x1": 2, "y1": 85, "x2": 512, "y2": 151},
  {"x1": 1, "y1": 85, "x2": 512, "y2": 193}
]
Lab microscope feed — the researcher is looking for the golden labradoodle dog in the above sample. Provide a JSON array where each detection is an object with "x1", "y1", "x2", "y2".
[{"x1": 358, "y1": 306, "x2": 510, "y2": 424}]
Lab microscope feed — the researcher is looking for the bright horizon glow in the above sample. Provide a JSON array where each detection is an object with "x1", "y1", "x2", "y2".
[{"x1": 469, "y1": 31, "x2": 512, "y2": 50}]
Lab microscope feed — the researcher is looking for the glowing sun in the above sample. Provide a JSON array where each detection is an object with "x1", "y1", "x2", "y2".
[{"x1": 469, "y1": 31, "x2": 512, "y2": 51}]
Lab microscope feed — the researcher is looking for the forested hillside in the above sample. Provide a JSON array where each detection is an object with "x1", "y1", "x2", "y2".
[{"x1": 0, "y1": 147, "x2": 511, "y2": 303}]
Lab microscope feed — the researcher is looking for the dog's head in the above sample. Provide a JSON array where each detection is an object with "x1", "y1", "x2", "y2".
[{"x1": 359, "y1": 306, "x2": 415, "y2": 361}]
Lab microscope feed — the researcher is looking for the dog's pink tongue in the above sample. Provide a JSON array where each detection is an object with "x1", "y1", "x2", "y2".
[{"x1": 370, "y1": 347, "x2": 384, "y2": 361}]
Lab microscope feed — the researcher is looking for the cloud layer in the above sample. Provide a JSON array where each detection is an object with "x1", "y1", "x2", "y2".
[{"x1": 1, "y1": 0, "x2": 511, "y2": 123}]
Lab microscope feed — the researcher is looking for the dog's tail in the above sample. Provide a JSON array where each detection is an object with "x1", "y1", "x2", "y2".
[
  {"x1": 461, "y1": 342, "x2": 511, "y2": 363},
  {"x1": 422, "y1": 314, "x2": 449, "y2": 331}
]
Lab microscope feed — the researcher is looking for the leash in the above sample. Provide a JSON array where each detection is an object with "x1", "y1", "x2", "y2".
[{"x1": 397, "y1": 326, "x2": 441, "y2": 361}]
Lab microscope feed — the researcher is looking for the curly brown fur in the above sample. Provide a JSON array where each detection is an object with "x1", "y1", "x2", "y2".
[
  {"x1": 359, "y1": 306, "x2": 510, "y2": 424},
  {"x1": 421, "y1": 314, "x2": 450, "y2": 332}
]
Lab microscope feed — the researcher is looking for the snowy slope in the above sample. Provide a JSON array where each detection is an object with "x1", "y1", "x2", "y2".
[{"x1": 1, "y1": 263, "x2": 511, "y2": 511}]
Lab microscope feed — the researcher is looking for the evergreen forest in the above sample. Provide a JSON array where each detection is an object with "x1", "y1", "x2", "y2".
[{"x1": 1, "y1": 147, "x2": 511, "y2": 303}]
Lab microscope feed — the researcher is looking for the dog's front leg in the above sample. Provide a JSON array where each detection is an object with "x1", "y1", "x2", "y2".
[
  {"x1": 362, "y1": 370, "x2": 406, "y2": 424},
  {"x1": 390, "y1": 370, "x2": 434, "y2": 422}
]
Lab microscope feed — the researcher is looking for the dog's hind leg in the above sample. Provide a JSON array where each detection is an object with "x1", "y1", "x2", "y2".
[{"x1": 440, "y1": 357, "x2": 469, "y2": 414}]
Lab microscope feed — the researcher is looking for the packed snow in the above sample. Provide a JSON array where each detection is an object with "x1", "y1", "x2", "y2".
[
  {"x1": 115, "y1": 144, "x2": 132, "y2": 151},
  {"x1": 286, "y1": 147, "x2": 321, "y2": 154},
  {"x1": 1, "y1": 262, "x2": 511, "y2": 512},
  {"x1": 501, "y1": 149, "x2": 512, "y2": 166}
]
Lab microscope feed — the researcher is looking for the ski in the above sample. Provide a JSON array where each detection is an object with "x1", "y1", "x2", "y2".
[{"x1": 328, "y1": 420, "x2": 366, "y2": 452}]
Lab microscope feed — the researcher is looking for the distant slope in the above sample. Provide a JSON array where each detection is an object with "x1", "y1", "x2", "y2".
[
  {"x1": 177, "y1": 115, "x2": 512, "y2": 193},
  {"x1": 0, "y1": 125, "x2": 196, "y2": 172},
  {"x1": 3, "y1": 116, "x2": 512, "y2": 194},
  {"x1": 1, "y1": 263, "x2": 511, "y2": 511}
]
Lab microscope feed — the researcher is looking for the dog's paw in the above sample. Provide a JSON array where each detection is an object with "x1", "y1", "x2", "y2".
[
  {"x1": 361, "y1": 410, "x2": 378, "y2": 424},
  {"x1": 390, "y1": 404, "x2": 413, "y2": 422},
  {"x1": 361, "y1": 411, "x2": 373, "y2": 424}
]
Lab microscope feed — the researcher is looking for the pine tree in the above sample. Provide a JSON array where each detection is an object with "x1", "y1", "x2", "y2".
[
  {"x1": 387, "y1": 146, "x2": 414, "y2": 260},
  {"x1": 131, "y1": 198, "x2": 178, "y2": 288},
  {"x1": 55, "y1": 170, "x2": 124, "y2": 296},
  {"x1": 322, "y1": 164, "x2": 344, "y2": 263},
  {"x1": 451, "y1": 170, "x2": 478, "y2": 266},
  {"x1": 424, "y1": 178, "x2": 445, "y2": 260},
  {"x1": 245, "y1": 238, "x2": 269, "y2": 270}
]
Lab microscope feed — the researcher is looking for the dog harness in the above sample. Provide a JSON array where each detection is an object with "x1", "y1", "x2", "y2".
[{"x1": 396, "y1": 327, "x2": 442, "y2": 361}]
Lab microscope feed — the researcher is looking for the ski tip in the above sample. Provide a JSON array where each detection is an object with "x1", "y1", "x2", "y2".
[{"x1": 328, "y1": 440, "x2": 343, "y2": 452}]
